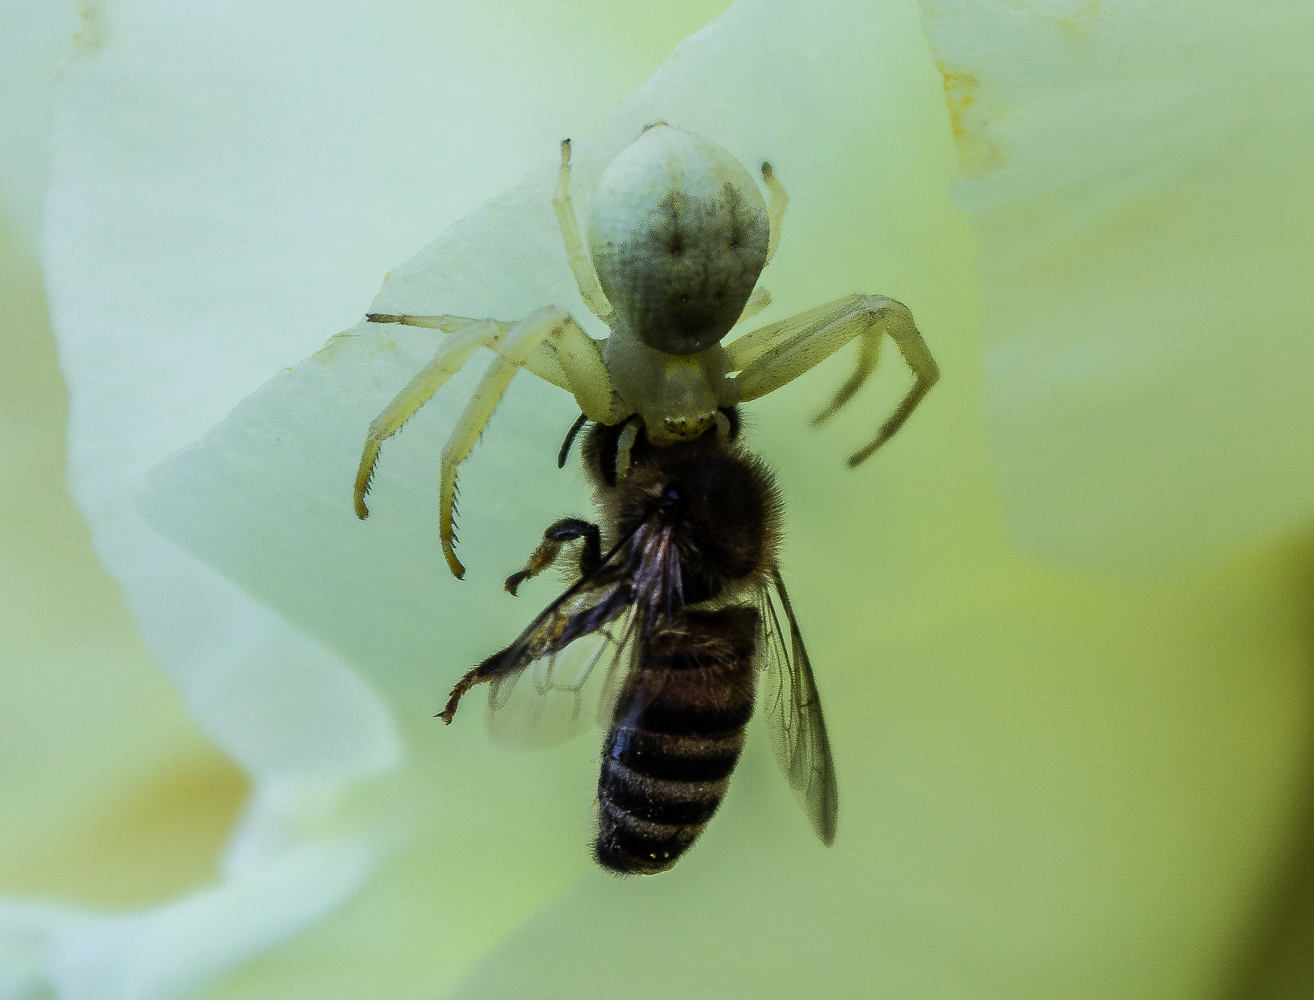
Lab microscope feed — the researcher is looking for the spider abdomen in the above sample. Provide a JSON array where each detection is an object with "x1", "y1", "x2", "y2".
[{"x1": 587, "y1": 124, "x2": 769, "y2": 356}]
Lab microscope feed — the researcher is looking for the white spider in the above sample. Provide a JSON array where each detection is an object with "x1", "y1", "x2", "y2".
[{"x1": 354, "y1": 123, "x2": 939, "y2": 579}]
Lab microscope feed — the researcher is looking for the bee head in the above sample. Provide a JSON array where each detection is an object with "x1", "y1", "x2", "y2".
[{"x1": 656, "y1": 484, "x2": 687, "y2": 519}]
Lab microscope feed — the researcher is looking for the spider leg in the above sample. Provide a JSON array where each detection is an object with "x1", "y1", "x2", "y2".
[
  {"x1": 736, "y1": 285, "x2": 772, "y2": 326},
  {"x1": 355, "y1": 316, "x2": 509, "y2": 519},
  {"x1": 725, "y1": 294, "x2": 939, "y2": 466},
  {"x1": 761, "y1": 162, "x2": 788, "y2": 268},
  {"x1": 367, "y1": 313, "x2": 573, "y2": 389},
  {"x1": 438, "y1": 306, "x2": 628, "y2": 579},
  {"x1": 812, "y1": 330, "x2": 881, "y2": 426},
  {"x1": 554, "y1": 139, "x2": 617, "y2": 327}
]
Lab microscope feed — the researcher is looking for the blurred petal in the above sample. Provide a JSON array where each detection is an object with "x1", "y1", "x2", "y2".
[
  {"x1": 2, "y1": 2, "x2": 263, "y2": 994},
  {"x1": 47, "y1": 843, "x2": 374, "y2": 1000},
  {"x1": 921, "y1": 0, "x2": 1314, "y2": 572},
  {"x1": 0, "y1": 0, "x2": 75, "y2": 247},
  {"x1": 38, "y1": 4, "x2": 414, "y2": 989},
  {"x1": 33, "y1": 0, "x2": 1314, "y2": 996},
  {"x1": 0, "y1": 901, "x2": 80, "y2": 1000}
]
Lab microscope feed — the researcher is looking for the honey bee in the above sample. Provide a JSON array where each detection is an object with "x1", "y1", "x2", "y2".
[{"x1": 438, "y1": 413, "x2": 837, "y2": 874}]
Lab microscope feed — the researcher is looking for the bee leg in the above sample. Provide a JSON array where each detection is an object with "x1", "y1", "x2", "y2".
[
  {"x1": 437, "y1": 671, "x2": 477, "y2": 724},
  {"x1": 570, "y1": 521, "x2": 604, "y2": 577},
  {"x1": 440, "y1": 575, "x2": 591, "y2": 721},
  {"x1": 505, "y1": 518, "x2": 602, "y2": 595}
]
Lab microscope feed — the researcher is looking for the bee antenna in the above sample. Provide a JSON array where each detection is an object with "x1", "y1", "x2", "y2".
[{"x1": 558, "y1": 412, "x2": 589, "y2": 469}]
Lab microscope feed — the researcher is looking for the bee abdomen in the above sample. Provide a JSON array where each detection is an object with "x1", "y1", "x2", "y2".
[
  {"x1": 600, "y1": 757, "x2": 730, "y2": 826},
  {"x1": 595, "y1": 736, "x2": 745, "y2": 874},
  {"x1": 609, "y1": 728, "x2": 744, "y2": 782},
  {"x1": 594, "y1": 606, "x2": 758, "y2": 875}
]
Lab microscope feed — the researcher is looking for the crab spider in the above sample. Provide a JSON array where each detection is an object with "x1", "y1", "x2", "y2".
[{"x1": 354, "y1": 124, "x2": 939, "y2": 579}]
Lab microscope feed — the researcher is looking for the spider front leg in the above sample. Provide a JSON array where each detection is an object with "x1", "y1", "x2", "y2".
[
  {"x1": 356, "y1": 306, "x2": 626, "y2": 579},
  {"x1": 438, "y1": 307, "x2": 624, "y2": 579},
  {"x1": 355, "y1": 314, "x2": 512, "y2": 519},
  {"x1": 726, "y1": 294, "x2": 939, "y2": 465}
]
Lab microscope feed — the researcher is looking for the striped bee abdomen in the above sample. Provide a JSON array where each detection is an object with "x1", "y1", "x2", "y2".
[{"x1": 595, "y1": 605, "x2": 759, "y2": 875}]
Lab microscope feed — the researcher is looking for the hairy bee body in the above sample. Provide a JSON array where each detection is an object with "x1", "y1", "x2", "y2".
[
  {"x1": 585, "y1": 423, "x2": 777, "y2": 872},
  {"x1": 439, "y1": 414, "x2": 837, "y2": 875}
]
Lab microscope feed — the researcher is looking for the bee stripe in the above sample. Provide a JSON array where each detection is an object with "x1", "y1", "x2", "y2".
[
  {"x1": 595, "y1": 604, "x2": 760, "y2": 874},
  {"x1": 594, "y1": 799, "x2": 692, "y2": 875},
  {"x1": 598, "y1": 757, "x2": 728, "y2": 826},
  {"x1": 630, "y1": 691, "x2": 755, "y2": 736},
  {"x1": 607, "y1": 728, "x2": 744, "y2": 782}
]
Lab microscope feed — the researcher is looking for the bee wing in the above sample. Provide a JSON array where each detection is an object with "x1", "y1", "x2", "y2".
[
  {"x1": 757, "y1": 567, "x2": 839, "y2": 845},
  {"x1": 484, "y1": 607, "x2": 641, "y2": 749},
  {"x1": 465, "y1": 518, "x2": 675, "y2": 749}
]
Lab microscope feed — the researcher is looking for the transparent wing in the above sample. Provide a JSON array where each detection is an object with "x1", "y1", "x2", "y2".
[
  {"x1": 484, "y1": 608, "x2": 641, "y2": 749},
  {"x1": 757, "y1": 567, "x2": 839, "y2": 845},
  {"x1": 440, "y1": 516, "x2": 680, "y2": 747}
]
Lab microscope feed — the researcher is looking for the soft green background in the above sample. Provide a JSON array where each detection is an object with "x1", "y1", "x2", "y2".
[
  {"x1": 0, "y1": 2, "x2": 247, "y2": 911},
  {"x1": 6, "y1": 0, "x2": 1314, "y2": 998}
]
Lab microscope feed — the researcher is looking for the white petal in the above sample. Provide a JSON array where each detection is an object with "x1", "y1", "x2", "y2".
[
  {"x1": 0, "y1": 0, "x2": 77, "y2": 250},
  {"x1": 45, "y1": 842, "x2": 373, "y2": 1000},
  {"x1": 922, "y1": 0, "x2": 1314, "y2": 572}
]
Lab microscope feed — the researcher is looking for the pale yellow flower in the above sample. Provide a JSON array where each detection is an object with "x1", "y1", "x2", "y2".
[{"x1": 4, "y1": 0, "x2": 1311, "y2": 998}]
